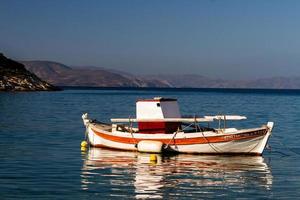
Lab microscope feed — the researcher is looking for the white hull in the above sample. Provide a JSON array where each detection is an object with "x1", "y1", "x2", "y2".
[{"x1": 85, "y1": 122, "x2": 273, "y2": 155}]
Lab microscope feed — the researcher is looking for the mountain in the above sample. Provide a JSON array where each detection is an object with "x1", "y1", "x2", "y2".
[
  {"x1": 22, "y1": 61, "x2": 171, "y2": 87},
  {"x1": 140, "y1": 74, "x2": 232, "y2": 88},
  {"x1": 0, "y1": 54, "x2": 59, "y2": 91},
  {"x1": 143, "y1": 74, "x2": 300, "y2": 89},
  {"x1": 235, "y1": 77, "x2": 300, "y2": 89},
  {"x1": 21, "y1": 60, "x2": 300, "y2": 89}
]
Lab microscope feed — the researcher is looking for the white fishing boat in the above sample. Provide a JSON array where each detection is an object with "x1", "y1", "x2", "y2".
[{"x1": 82, "y1": 97, "x2": 274, "y2": 155}]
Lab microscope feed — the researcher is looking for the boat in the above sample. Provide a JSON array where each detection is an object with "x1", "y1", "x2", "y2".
[{"x1": 82, "y1": 97, "x2": 274, "y2": 155}]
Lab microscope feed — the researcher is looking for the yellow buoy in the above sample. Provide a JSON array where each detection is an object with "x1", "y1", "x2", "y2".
[
  {"x1": 149, "y1": 154, "x2": 157, "y2": 163},
  {"x1": 81, "y1": 146, "x2": 87, "y2": 152},
  {"x1": 81, "y1": 140, "x2": 88, "y2": 148}
]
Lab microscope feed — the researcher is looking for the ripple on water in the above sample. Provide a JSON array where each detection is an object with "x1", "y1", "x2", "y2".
[{"x1": 80, "y1": 148, "x2": 274, "y2": 199}]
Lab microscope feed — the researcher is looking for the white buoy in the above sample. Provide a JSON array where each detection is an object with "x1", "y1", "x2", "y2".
[{"x1": 137, "y1": 140, "x2": 164, "y2": 153}]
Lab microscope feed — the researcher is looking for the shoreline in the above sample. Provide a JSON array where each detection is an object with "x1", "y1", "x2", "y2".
[{"x1": 60, "y1": 86, "x2": 300, "y2": 94}]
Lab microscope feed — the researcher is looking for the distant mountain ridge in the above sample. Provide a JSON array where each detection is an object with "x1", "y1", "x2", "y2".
[
  {"x1": 22, "y1": 60, "x2": 300, "y2": 89},
  {"x1": 143, "y1": 74, "x2": 300, "y2": 89},
  {"x1": 22, "y1": 61, "x2": 170, "y2": 87}
]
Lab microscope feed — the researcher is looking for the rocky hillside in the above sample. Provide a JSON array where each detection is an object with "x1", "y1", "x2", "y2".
[
  {"x1": 22, "y1": 61, "x2": 170, "y2": 87},
  {"x1": 0, "y1": 54, "x2": 59, "y2": 91}
]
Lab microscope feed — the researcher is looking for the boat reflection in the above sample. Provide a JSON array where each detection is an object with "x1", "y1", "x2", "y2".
[{"x1": 81, "y1": 148, "x2": 273, "y2": 199}]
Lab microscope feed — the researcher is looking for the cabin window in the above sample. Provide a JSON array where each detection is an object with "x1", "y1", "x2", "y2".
[{"x1": 156, "y1": 103, "x2": 160, "y2": 107}]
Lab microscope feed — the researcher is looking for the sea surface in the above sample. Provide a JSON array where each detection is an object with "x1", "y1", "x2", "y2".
[{"x1": 1, "y1": 88, "x2": 300, "y2": 199}]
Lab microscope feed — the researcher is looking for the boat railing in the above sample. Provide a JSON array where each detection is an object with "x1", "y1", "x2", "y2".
[
  {"x1": 110, "y1": 115, "x2": 246, "y2": 133},
  {"x1": 110, "y1": 115, "x2": 246, "y2": 123}
]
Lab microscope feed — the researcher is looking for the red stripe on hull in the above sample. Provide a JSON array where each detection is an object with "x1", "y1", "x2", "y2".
[{"x1": 91, "y1": 127, "x2": 267, "y2": 145}]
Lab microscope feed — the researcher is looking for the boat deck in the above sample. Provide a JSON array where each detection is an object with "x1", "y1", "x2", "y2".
[{"x1": 92, "y1": 122, "x2": 112, "y2": 132}]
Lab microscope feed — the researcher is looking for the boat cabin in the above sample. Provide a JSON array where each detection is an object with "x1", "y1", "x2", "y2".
[
  {"x1": 109, "y1": 97, "x2": 247, "y2": 134},
  {"x1": 136, "y1": 97, "x2": 181, "y2": 133}
]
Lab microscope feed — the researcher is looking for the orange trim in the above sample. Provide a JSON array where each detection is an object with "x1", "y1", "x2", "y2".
[{"x1": 91, "y1": 127, "x2": 267, "y2": 145}]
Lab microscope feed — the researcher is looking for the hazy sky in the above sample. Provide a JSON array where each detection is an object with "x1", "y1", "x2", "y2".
[{"x1": 1, "y1": 0, "x2": 300, "y2": 79}]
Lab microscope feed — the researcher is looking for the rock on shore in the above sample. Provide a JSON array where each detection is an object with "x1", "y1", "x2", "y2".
[{"x1": 0, "y1": 53, "x2": 59, "y2": 91}]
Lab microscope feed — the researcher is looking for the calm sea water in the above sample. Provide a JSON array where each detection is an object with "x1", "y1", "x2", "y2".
[{"x1": 1, "y1": 88, "x2": 300, "y2": 199}]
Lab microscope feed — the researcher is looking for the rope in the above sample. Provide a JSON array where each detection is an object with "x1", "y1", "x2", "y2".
[
  {"x1": 247, "y1": 137, "x2": 263, "y2": 154},
  {"x1": 164, "y1": 130, "x2": 179, "y2": 149},
  {"x1": 194, "y1": 116, "x2": 222, "y2": 153},
  {"x1": 164, "y1": 118, "x2": 222, "y2": 153},
  {"x1": 198, "y1": 124, "x2": 222, "y2": 153},
  {"x1": 128, "y1": 117, "x2": 138, "y2": 148},
  {"x1": 163, "y1": 118, "x2": 222, "y2": 153},
  {"x1": 164, "y1": 122, "x2": 196, "y2": 149},
  {"x1": 246, "y1": 127, "x2": 271, "y2": 154},
  {"x1": 271, "y1": 134, "x2": 300, "y2": 156}
]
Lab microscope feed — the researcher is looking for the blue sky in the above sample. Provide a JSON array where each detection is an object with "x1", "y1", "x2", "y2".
[{"x1": 1, "y1": 0, "x2": 300, "y2": 79}]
